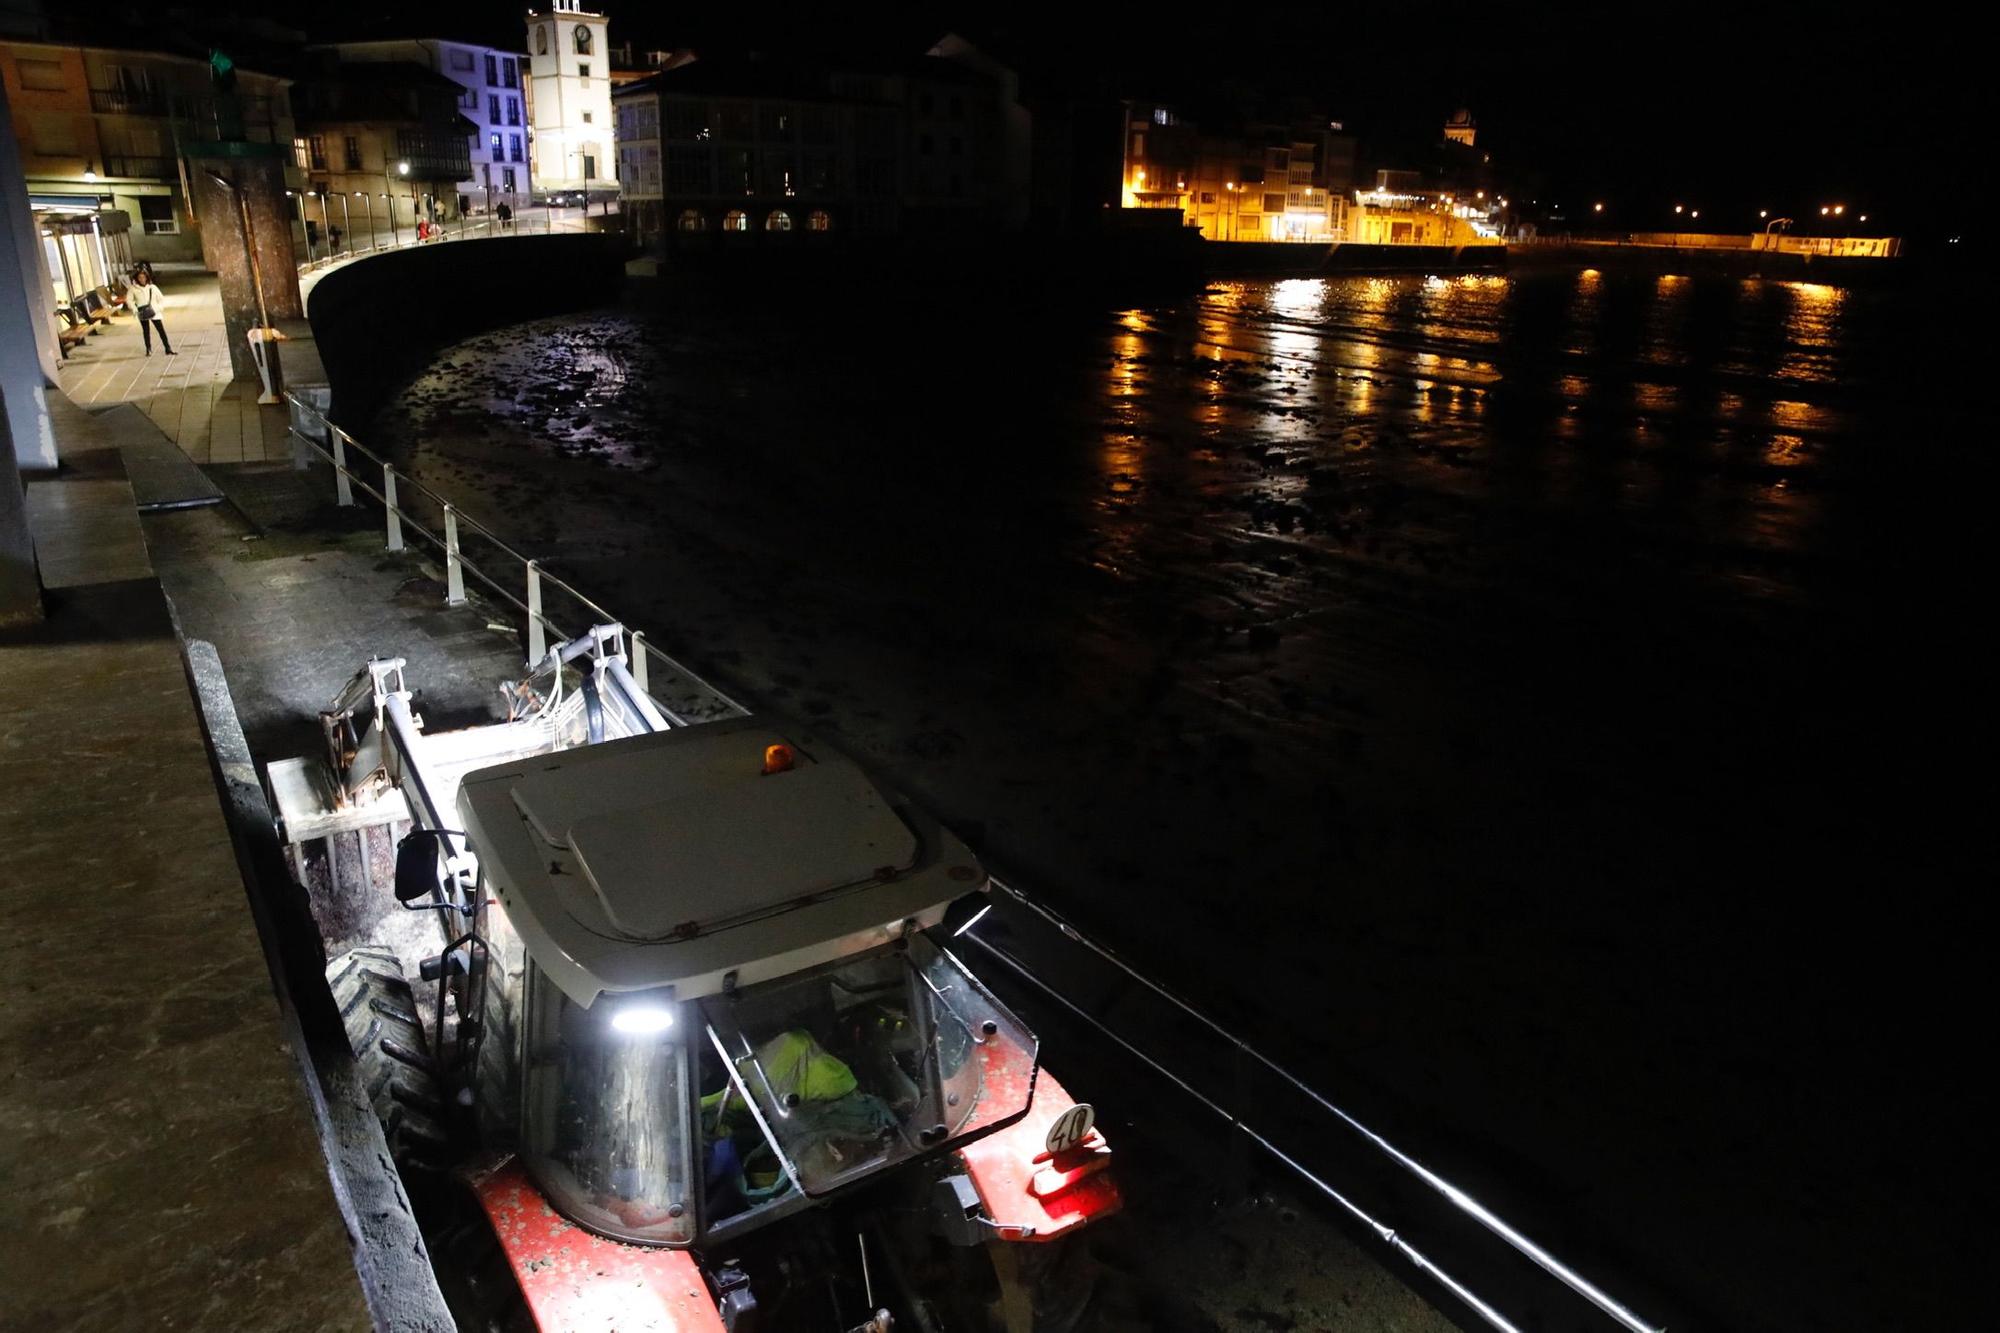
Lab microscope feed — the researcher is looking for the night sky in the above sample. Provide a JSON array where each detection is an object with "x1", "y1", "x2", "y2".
[{"x1": 324, "y1": 2, "x2": 1973, "y2": 238}]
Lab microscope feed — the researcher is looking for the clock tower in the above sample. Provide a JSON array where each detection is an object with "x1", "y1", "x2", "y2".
[{"x1": 526, "y1": 1, "x2": 616, "y2": 199}]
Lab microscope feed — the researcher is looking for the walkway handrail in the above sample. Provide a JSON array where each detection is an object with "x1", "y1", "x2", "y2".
[
  {"x1": 280, "y1": 390, "x2": 1664, "y2": 1333},
  {"x1": 975, "y1": 878, "x2": 1666, "y2": 1333},
  {"x1": 292, "y1": 209, "x2": 605, "y2": 276},
  {"x1": 283, "y1": 392, "x2": 749, "y2": 718}
]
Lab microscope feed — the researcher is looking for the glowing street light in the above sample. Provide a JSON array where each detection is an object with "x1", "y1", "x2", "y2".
[
  {"x1": 1858, "y1": 214, "x2": 1868, "y2": 223},
  {"x1": 1820, "y1": 206, "x2": 1830, "y2": 216},
  {"x1": 1690, "y1": 209, "x2": 1700, "y2": 219},
  {"x1": 1759, "y1": 209, "x2": 1769, "y2": 218},
  {"x1": 1832, "y1": 204, "x2": 1845, "y2": 216},
  {"x1": 397, "y1": 160, "x2": 410, "y2": 176},
  {"x1": 1593, "y1": 202, "x2": 1604, "y2": 213},
  {"x1": 1674, "y1": 204, "x2": 1684, "y2": 214}
]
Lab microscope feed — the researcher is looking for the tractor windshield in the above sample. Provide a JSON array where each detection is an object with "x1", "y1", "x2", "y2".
[
  {"x1": 519, "y1": 965, "x2": 697, "y2": 1246},
  {"x1": 698, "y1": 932, "x2": 1038, "y2": 1202}
]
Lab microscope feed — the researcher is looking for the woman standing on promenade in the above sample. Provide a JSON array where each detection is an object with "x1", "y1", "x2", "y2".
[{"x1": 129, "y1": 269, "x2": 174, "y2": 356}]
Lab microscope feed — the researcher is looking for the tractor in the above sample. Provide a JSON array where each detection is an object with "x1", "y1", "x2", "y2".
[{"x1": 270, "y1": 626, "x2": 1120, "y2": 1331}]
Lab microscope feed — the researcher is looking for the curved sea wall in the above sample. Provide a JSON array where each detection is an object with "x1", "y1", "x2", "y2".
[{"x1": 304, "y1": 233, "x2": 628, "y2": 424}]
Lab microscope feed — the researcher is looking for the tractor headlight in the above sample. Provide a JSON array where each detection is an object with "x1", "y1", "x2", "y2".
[{"x1": 605, "y1": 991, "x2": 676, "y2": 1037}]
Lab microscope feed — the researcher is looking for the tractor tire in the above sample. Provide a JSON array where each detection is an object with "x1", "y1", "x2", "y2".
[{"x1": 327, "y1": 946, "x2": 453, "y2": 1169}]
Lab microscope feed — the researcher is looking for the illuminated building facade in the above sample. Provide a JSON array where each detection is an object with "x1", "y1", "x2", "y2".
[
  {"x1": 526, "y1": 0, "x2": 616, "y2": 198},
  {"x1": 1120, "y1": 101, "x2": 1356, "y2": 242},
  {"x1": 290, "y1": 60, "x2": 473, "y2": 232},
  {"x1": 326, "y1": 39, "x2": 527, "y2": 211},
  {"x1": 1347, "y1": 169, "x2": 1502, "y2": 246},
  {"x1": 2, "y1": 39, "x2": 297, "y2": 283}
]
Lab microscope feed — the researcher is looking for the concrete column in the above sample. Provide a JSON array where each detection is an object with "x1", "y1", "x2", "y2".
[
  {"x1": 0, "y1": 77, "x2": 58, "y2": 473},
  {"x1": 1, "y1": 387, "x2": 43, "y2": 627},
  {"x1": 190, "y1": 156, "x2": 304, "y2": 383}
]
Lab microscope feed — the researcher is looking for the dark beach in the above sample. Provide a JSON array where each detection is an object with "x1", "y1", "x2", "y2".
[{"x1": 372, "y1": 265, "x2": 1985, "y2": 1331}]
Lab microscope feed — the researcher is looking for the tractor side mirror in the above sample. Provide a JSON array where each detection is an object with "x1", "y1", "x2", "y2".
[{"x1": 394, "y1": 830, "x2": 448, "y2": 903}]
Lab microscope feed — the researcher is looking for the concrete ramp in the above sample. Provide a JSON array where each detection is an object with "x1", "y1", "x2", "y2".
[{"x1": 91, "y1": 403, "x2": 225, "y2": 510}]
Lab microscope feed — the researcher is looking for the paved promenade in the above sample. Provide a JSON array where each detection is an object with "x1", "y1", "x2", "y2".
[
  {"x1": 52, "y1": 272, "x2": 298, "y2": 465},
  {"x1": 1, "y1": 393, "x2": 370, "y2": 1332}
]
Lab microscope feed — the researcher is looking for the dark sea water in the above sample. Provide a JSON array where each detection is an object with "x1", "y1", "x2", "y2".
[{"x1": 378, "y1": 266, "x2": 1985, "y2": 1330}]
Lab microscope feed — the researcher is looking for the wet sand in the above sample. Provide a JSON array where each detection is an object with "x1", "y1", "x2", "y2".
[{"x1": 374, "y1": 268, "x2": 1985, "y2": 1331}]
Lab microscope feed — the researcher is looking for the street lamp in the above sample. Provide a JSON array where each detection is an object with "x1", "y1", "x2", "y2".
[
  {"x1": 1593, "y1": 202, "x2": 1604, "y2": 213},
  {"x1": 1674, "y1": 204, "x2": 1684, "y2": 215},
  {"x1": 314, "y1": 190, "x2": 336, "y2": 256},
  {"x1": 288, "y1": 189, "x2": 315, "y2": 263}
]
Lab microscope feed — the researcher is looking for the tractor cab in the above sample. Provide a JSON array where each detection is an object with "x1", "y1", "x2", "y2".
[{"x1": 456, "y1": 717, "x2": 1042, "y2": 1248}]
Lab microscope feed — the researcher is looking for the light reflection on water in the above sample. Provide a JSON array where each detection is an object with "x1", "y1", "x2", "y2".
[{"x1": 389, "y1": 266, "x2": 1958, "y2": 656}]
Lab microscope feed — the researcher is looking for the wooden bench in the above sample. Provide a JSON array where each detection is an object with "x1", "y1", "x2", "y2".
[
  {"x1": 78, "y1": 291, "x2": 115, "y2": 324},
  {"x1": 94, "y1": 284, "x2": 129, "y2": 313},
  {"x1": 54, "y1": 308, "x2": 91, "y2": 357}
]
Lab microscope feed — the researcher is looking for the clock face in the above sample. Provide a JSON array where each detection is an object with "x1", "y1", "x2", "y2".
[{"x1": 536, "y1": 26, "x2": 548, "y2": 56}]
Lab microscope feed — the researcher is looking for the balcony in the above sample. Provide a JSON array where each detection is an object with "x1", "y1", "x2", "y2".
[
  {"x1": 172, "y1": 94, "x2": 286, "y2": 151},
  {"x1": 91, "y1": 87, "x2": 168, "y2": 116},
  {"x1": 101, "y1": 154, "x2": 178, "y2": 180}
]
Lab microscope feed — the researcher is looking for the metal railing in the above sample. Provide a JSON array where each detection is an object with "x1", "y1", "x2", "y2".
[
  {"x1": 290, "y1": 205, "x2": 607, "y2": 275},
  {"x1": 282, "y1": 392, "x2": 744, "y2": 723},
  {"x1": 90, "y1": 87, "x2": 167, "y2": 116},
  {"x1": 279, "y1": 389, "x2": 1665, "y2": 1333},
  {"x1": 99, "y1": 154, "x2": 177, "y2": 180}
]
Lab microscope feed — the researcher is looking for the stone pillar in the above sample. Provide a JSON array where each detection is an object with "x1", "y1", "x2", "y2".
[
  {"x1": 0, "y1": 76, "x2": 58, "y2": 474},
  {"x1": 189, "y1": 156, "x2": 304, "y2": 382}
]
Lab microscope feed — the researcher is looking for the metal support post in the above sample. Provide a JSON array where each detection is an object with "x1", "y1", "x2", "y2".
[
  {"x1": 383, "y1": 465, "x2": 405, "y2": 551},
  {"x1": 330, "y1": 424, "x2": 353, "y2": 507},
  {"x1": 630, "y1": 629, "x2": 649, "y2": 694},
  {"x1": 443, "y1": 504, "x2": 467, "y2": 607},
  {"x1": 525, "y1": 559, "x2": 545, "y2": 665}
]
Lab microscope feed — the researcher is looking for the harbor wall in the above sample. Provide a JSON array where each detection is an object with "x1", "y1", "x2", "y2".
[
  {"x1": 1507, "y1": 240, "x2": 1905, "y2": 284},
  {"x1": 1198, "y1": 239, "x2": 1507, "y2": 277},
  {"x1": 303, "y1": 232, "x2": 627, "y2": 424}
]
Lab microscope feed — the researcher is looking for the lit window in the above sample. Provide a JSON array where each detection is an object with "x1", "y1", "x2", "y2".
[
  {"x1": 678, "y1": 208, "x2": 706, "y2": 231},
  {"x1": 722, "y1": 209, "x2": 748, "y2": 231},
  {"x1": 765, "y1": 209, "x2": 791, "y2": 231},
  {"x1": 807, "y1": 209, "x2": 831, "y2": 231}
]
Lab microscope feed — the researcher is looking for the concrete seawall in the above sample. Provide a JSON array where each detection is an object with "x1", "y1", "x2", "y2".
[
  {"x1": 1198, "y1": 239, "x2": 1507, "y2": 277},
  {"x1": 1510, "y1": 241, "x2": 1905, "y2": 284},
  {"x1": 304, "y1": 233, "x2": 628, "y2": 424}
]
